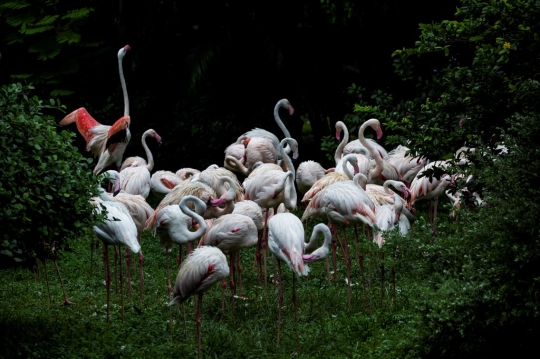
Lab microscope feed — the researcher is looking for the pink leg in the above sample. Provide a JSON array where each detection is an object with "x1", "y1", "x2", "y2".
[
  {"x1": 293, "y1": 273, "x2": 299, "y2": 341},
  {"x1": 125, "y1": 247, "x2": 132, "y2": 299},
  {"x1": 119, "y1": 246, "x2": 124, "y2": 323},
  {"x1": 196, "y1": 294, "x2": 203, "y2": 359},
  {"x1": 229, "y1": 252, "x2": 236, "y2": 312},
  {"x1": 53, "y1": 258, "x2": 75, "y2": 306},
  {"x1": 342, "y1": 226, "x2": 352, "y2": 306},
  {"x1": 139, "y1": 251, "x2": 144, "y2": 304},
  {"x1": 330, "y1": 224, "x2": 338, "y2": 282},
  {"x1": 276, "y1": 259, "x2": 283, "y2": 347},
  {"x1": 432, "y1": 197, "x2": 439, "y2": 236},
  {"x1": 104, "y1": 244, "x2": 111, "y2": 324}
]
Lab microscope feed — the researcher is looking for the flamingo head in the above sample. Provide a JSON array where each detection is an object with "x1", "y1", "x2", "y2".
[
  {"x1": 118, "y1": 45, "x2": 131, "y2": 59},
  {"x1": 243, "y1": 137, "x2": 251, "y2": 148},
  {"x1": 353, "y1": 163, "x2": 360, "y2": 175},
  {"x1": 153, "y1": 131, "x2": 162, "y2": 145},
  {"x1": 402, "y1": 186, "x2": 411, "y2": 200},
  {"x1": 281, "y1": 99, "x2": 294, "y2": 115}
]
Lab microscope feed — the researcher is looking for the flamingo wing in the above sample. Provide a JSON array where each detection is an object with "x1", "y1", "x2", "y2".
[{"x1": 105, "y1": 115, "x2": 131, "y2": 152}]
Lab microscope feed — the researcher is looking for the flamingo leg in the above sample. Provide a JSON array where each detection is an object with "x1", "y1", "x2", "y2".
[
  {"x1": 293, "y1": 273, "x2": 298, "y2": 342},
  {"x1": 380, "y1": 252, "x2": 385, "y2": 308},
  {"x1": 276, "y1": 259, "x2": 283, "y2": 347},
  {"x1": 104, "y1": 244, "x2": 111, "y2": 324},
  {"x1": 237, "y1": 253, "x2": 243, "y2": 297},
  {"x1": 125, "y1": 247, "x2": 132, "y2": 299},
  {"x1": 196, "y1": 294, "x2": 203, "y2": 359},
  {"x1": 166, "y1": 249, "x2": 173, "y2": 340},
  {"x1": 330, "y1": 224, "x2": 338, "y2": 282},
  {"x1": 139, "y1": 250, "x2": 144, "y2": 304},
  {"x1": 53, "y1": 258, "x2": 75, "y2": 306},
  {"x1": 230, "y1": 252, "x2": 236, "y2": 312},
  {"x1": 262, "y1": 212, "x2": 270, "y2": 294},
  {"x1": 119, "y1": 245, "x2": 124, "y2": 323},
  {"x1": 342, "y1": 226, "x2": 352, "y2": 306},
  {"x1": 114, "y1": 246, "x2": 119, "y2": 294}
]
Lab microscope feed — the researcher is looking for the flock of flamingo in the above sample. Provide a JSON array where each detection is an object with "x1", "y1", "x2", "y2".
[{"x1": 58, "y1": 45, "x2": 481, "y2": 356}]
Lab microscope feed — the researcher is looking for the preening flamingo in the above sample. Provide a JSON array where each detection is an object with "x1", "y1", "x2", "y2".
[
  {"x1": 195, "y1": 164, "x2": 244, "y2": 202},
  {"x1": 150, "y1": 170, "x2": 183, "y2": 200},
  {"x1": 199, "y1": 213, "x2": 258, "y2": 311},
  {"x1": 267, "y1": 212, "x2": 332, "y2": 346},
  {"x1": 92, "y1": 190, "x2": 140, "y2": 323},
  {"x1": 168, "y1": 246, "x2": 229, "y2": 359},
  {"x1": 374, "y1": 193, "x2": 410, "y2": 247},
  {"x1": 60, "y1": 45, "x2": 132, "y2": 175},
  {"x1": 119, "y1": 129, "x2": 162, "y2": 198}
]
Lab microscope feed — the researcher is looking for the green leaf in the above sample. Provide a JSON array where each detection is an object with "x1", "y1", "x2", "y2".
[
  {"x1": 61, "y1": 8, "x2": 94, "y2": 20},
  {"x1": 56, "y1": 30, "x2": 81, "y2": 45}
]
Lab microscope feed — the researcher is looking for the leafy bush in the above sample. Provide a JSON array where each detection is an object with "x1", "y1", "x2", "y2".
[{"x1": 0, "y1": 83, "x2": 101, "y2": 266}]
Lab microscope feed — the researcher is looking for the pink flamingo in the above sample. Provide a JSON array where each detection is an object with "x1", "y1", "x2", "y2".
[
  {"x1": 60, "y1": 45, "x2": 132, "y2": 174},
  {"x1": 295, "y1": 160, "x2": 335, "y2": 195},
  {"x1": 267, "y1": 212, "x2": 332, "y2": 346},
  {"x1": 199, "y1": 213, "x2": 258, "y2": 311},
  {"x1": 168, "y1": 246, "x2": 229, "y2": 359},
  {"x1": 119, "y1": 129, "x2": 162, "y2": 198}
]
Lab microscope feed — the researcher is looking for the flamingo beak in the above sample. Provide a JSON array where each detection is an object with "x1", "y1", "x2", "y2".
[
  {"x1": 335, "y1": 131, "x2": 341, "y2": 140},
  {"x1": 376, "y1": 126, "x2": 383, "y2": 139},
  {"x1": 288, "y1": 105, "x2": 294, "y2": 115},
  {"x1": 353, "y1": 164, "x2": 360, "y2": 175},
  {"x1": 154, "y1": 134, "x2": 162, "y2": 145},
  {"x1": 293, "y1": 150, "x2": 299, "y2": 160}
]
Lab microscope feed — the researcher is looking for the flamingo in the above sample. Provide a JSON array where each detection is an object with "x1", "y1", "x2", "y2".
[
  {"x1": 199, "y1": 213, "x2": 258, "y2": 311},
  {"x1": 195, "y1": 164, "x2": 244, "y2": 202},
  {"x1": 408, "y1": 160, "x2": 457, "y2": 236},
  {"x1": 92, "y1": 189, "x2": 140, "y2": 323},
  {"x1": 301, "y1": 154, "x2": 359, "y2": 203},
  {"x1": 384, "y1": 145, "x2": 427, "y2": 185},
  {"x1": 335, "y1": 119, "x2": 384, "y2": 182},
  {"x1": 240, "y1": 98, "x2": 296, "y2": 161},
  {"x1": 119, "y1": 129, "x2": 162, "y2": 198},
  {"x1": 60, "y1": 45, "x2": 132, "y2": 175},
  {"x1": 267, "y1": 212, "x2": 332, "y2": 346},
  {"x1": 177, "y1": 168, "x2": 201, "y2": 181},
  {"x1": 144, "y1": 176, "x2": 237, "y2": 230},
  {"x1": 295, "y1": 160, "x2": 335, "y2": 195},
  {"x1": 374, "y1": 193, "x2": 411, "y2": 247},
  {"x1": 168, "y1": 246, "x2": 229, "y2": 359},
  {"x1": 229, "y1": 136, "x2": 278, "y2": 175},
  {"x1": 150, "y1": 170, "x2": 183, "y2": 200},
  {"x1": 109, "y1": 190, "x2": 154, "y2": 302},
  {"x1": 154, "y1": 196, "x2": 207, "y2": 299},
  {"x1": 243, "y1": 138, "x2": 298, "y2": 287}
]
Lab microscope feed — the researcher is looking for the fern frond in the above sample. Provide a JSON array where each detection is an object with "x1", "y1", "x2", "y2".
[
  {"x1": 1, "y1": 1, "x2": 30, "y2": 10},
  {"x1": 61, "y1": 8, "x2": 94, "y2": 20},
  {"x1": 56, "y1": 30, "x2": 81, "y2": 44},
  {"x1": 36, "y1": 14, "x2": 59, "y2": 26},
  {"x1": 19, "y1": 25, "x2": 54, "y2": 35},
  {"x1": 10, "y1": 73, "x2": 33, "y2": 79}
]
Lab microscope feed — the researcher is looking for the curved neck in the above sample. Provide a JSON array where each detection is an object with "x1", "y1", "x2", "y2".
[
  {"x1": 179, "y1": 196, "x2": 208, "y2": 240},
  {"x1": 225, "y1": 156, "x2": 249, "y2": 176},
  {"x1": 282, "y1": 171, "x2": 297, "y2": 210},
  {"x1": 97, "y1": 187, "x2": 114, "y2": 201},
  {"x1": 209, "y1": 177, "x2": 237, "y2": 216},
  {"x1": 274, "y1": 100, "x2": 291, "y2": 139},
  {"x1": 334, "y1": 121, "x2": 349, "y2": 165},
  {"x1": 118, "y1": 52, "x2": 129, "y2": 117},
  {"x1": 342, "y1": 154, "x2": 357, "y2": 180},
  {"x1": 304, "y1": 223, "x2": 332, "y2": 252},
  {"x1": 279, "y1": 138, "x2": 296, "y2": 178},
  {"x1": 383, "y1": 180, "x2": 401, "y2": 194},
  {"x1": 141, "y1": 130, "x2": 155, "y2": 171},
  {"x1": 393, "y1": 193, "x2": 403, "y2": 223},
  {"x1": 358, "y1": 120, "x2": 383, "y2": 180},
  {"x1": 353, "y1": 173, "x2": 368, "y2": 190}
]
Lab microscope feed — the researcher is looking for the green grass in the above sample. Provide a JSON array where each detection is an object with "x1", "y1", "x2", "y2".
[{"x1": 0, "y1": 204, "x2": 453, "y2": 359}]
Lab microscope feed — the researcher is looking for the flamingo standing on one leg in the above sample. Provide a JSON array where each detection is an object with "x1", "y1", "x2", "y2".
[
  {"x1": 59, "y1": 45, "x2": 132, "y2": 175},
  {"x1": 168, "y1": 246, "x2": 229, "y2": 359},
  {"x1": 267, "y1": 212, "x2": 332, "y2": 346}
]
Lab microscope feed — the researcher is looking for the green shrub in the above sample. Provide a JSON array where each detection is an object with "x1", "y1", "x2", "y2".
[{"x1": 0, "y1": 83, "x2": 101, "y2": 266}]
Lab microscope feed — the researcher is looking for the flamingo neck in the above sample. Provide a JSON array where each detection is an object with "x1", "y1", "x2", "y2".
[
  {"x1": 141, "y1": 130, "x2": 155, "y2": 171},
  {"x1": 274, "y1": 100, "x2": 291, "y2": 139},
  {"x1": 279, "y1": 138, "x2": 296, "y2": 179},
  {"x1": 225, "y1": 156, "x2": 248, "y2": 176},
  {"x1": 179, "y1": 196, "x2": 208, "y2": 241},
  {"x1": 118, "y1": 53, "x2": 129, "y2": 117},
  {"x1": 358, "y1": 120, "x2": 383, "y2": 180},
  {"x1": 334, "y1": 121, "x2": 349, "y2": 165}
]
